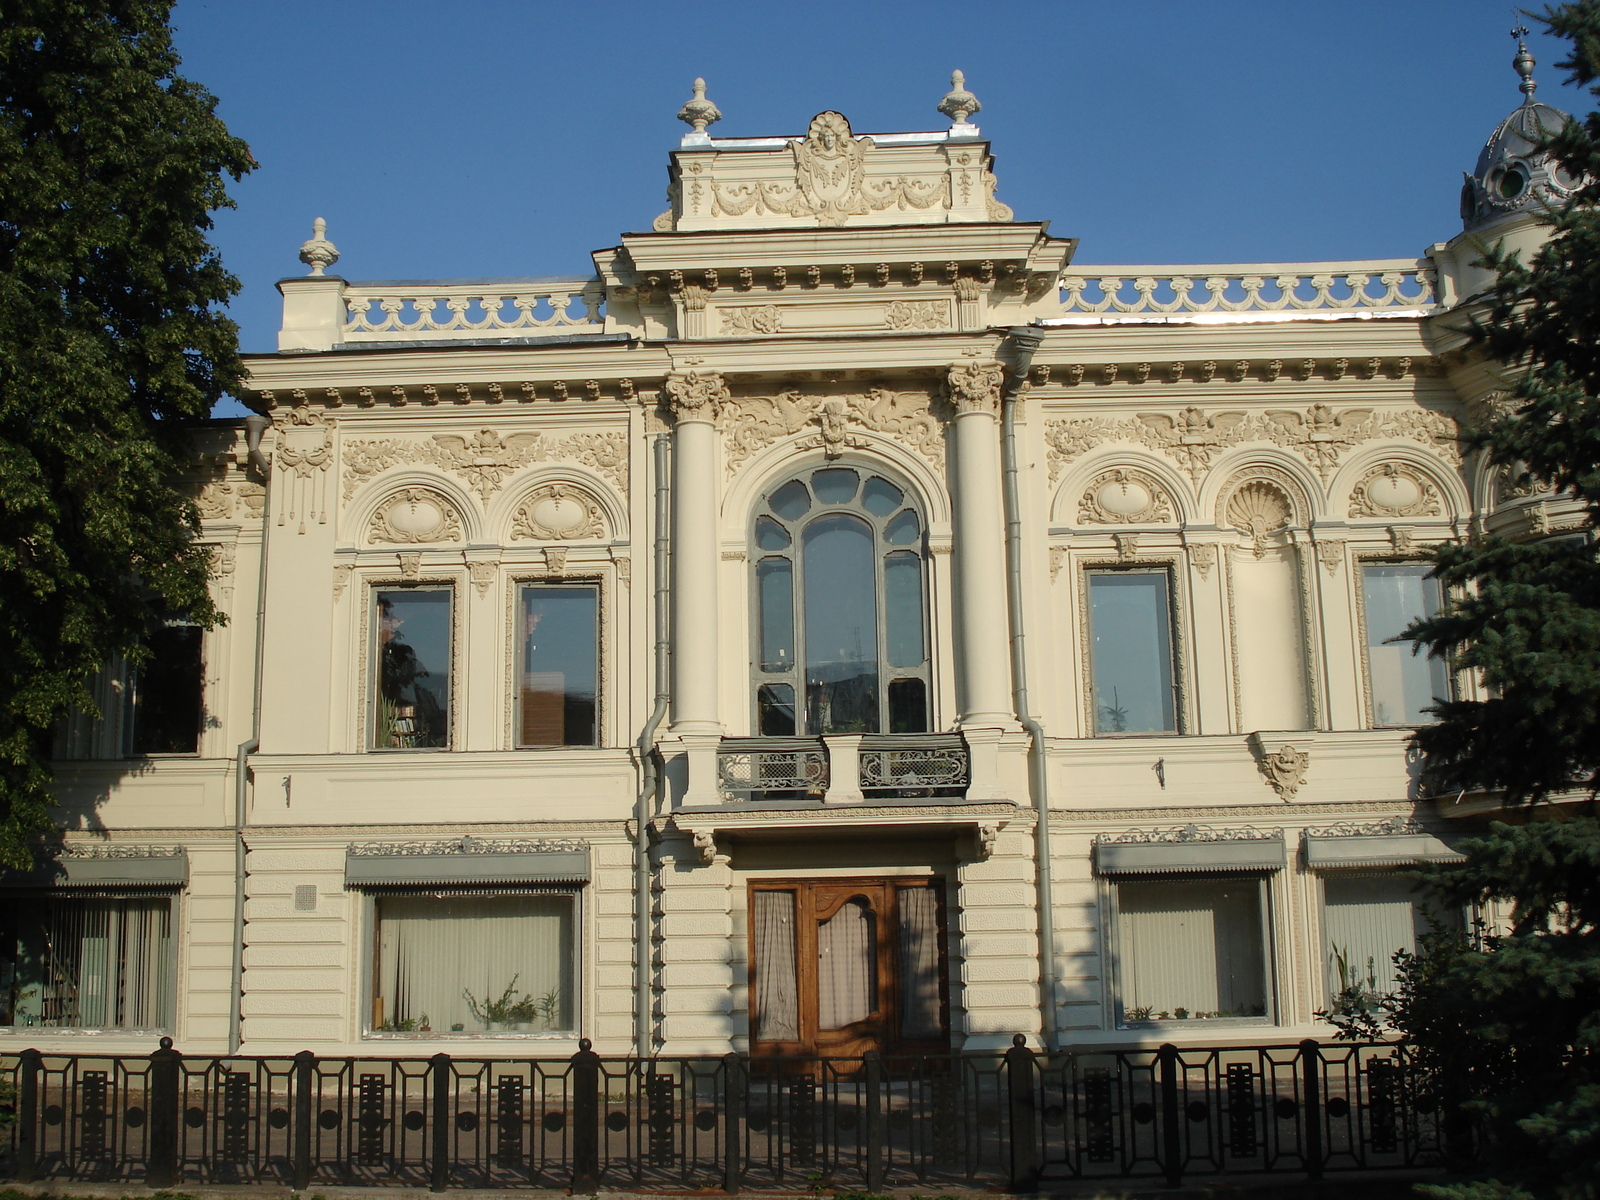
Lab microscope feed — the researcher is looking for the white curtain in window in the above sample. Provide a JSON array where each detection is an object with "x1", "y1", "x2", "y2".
[
  {"x1": 752, "y1": 891, "x2": 799, "y2": 1042},
  {"x1": 818, "y1": 898, "x2": 876, "y2": 1030},
  {"x1": 1323, "y1": 874, "x2": 1423, "y2": 998},
  {"x1": 31, "y1": 898, "x2": 172, "y2": 1030},
  {"x1": 375, "y1": 894, "x2": 574, "y2": 1033},
  {"x1": 897, "y1": 887, "x2": 941, "y2": 1038},
  {"x1": 1118, "y1": 878, "x2": 1267, "y2": 1017}
]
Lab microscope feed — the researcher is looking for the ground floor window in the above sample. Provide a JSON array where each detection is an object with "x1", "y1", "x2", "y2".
[
  {"x1": 1114, "y1": 876, "x2": 1269, "y2": 1024},
  {"x1": 371, "y1": 892, "x2": 577, "y2": 1034},
  {"x1": 1, "y1": 895, "x2": 175, "y2": 1029},
  {"x1": 1322, "y1": 873, "x2": 1453, "y2": 1010}
]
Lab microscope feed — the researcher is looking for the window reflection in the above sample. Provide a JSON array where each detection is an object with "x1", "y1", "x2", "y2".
[
  {"x1": 519, "y1": 585, "x2": 598, "y2": 746},
  {"x1": 750, "y1": 469, "x2": 931, "y2": 736},
  {"x1": 1087, "y1": 571, "x2": 1176, "y2": 734},
  {"x1": 1363, "y1": 564, "x2": 1449, "y2": 726},
  {"x1": 374, "y1": 588, "x2": 452, "y2": 749}
]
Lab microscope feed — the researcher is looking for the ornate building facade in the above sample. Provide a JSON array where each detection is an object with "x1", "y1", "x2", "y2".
[{"x1": 5, "y1": 54, "x2": 1587, "y2": 1058}]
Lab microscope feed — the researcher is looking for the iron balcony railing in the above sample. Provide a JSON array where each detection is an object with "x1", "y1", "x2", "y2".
[
  {"x1": 858, "y1": 734, "x2": 969, "y2": 798},
  {"x1": 715, "y1": 737, "x2": 828, "y2": 802},
  {"x1": 715, "y1": 734, "x2": 972, "y2": 803},
  {"x1": 0, "y1": 1036, "x2": 1467, "y2": 1192}
]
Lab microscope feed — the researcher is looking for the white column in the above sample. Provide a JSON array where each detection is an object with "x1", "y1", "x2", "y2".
[
  {"x1": 948, "y1": 360, "x2": 1016, "y2": 729},
  {"x1": 665, "y1": 371, "x2": 727, "y2": 804}
]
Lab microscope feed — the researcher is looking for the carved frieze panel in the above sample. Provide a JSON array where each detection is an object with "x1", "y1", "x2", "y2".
[
  {"x1": 719, "y1": 386, "x2": 944, "y2": 475},
  {"x1": 510, "y1": 483, "x2": 606, "y2": 541},
  {"x1": 720, "y1": 305, "x2": 783, "y2": 336},
  {"x1": 1348, "y1": 463, "x2": 1442, "y2": 518},
  {"x1": 274, "y1": 401, "x2": 335, "y2": 533},
  {"x1": 884, "y1": 300, "x2": 949, "y2": 330},
  {"x1": 1076, "y1": 468, "x2": 1174, "y2": 525},
  {"x1": 342, "y1": 427, "x2": 627, "y2": 502},
  {"x1": 1045, "y1": 404, "x2": 1459, "y2": 484},
  {"x1": 367, "y1": 488, "x2": 464, "y2": 545}
]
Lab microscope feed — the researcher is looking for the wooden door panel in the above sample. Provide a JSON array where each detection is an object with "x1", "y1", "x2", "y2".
[{"x1": 750, "y1": 877, "x2": 949, "y2": 1059}]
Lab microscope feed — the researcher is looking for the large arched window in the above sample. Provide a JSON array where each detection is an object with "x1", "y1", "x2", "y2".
[{"x1": 751, "y1": 466, "x2": 930, "y2": 736}]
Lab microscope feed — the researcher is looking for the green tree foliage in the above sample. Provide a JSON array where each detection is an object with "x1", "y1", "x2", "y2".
[
  {"x1": 0, "y1": 2, "x2": 252, "y2": 867},
  {"x1": 1388, "y1": 5, "x2": 1600, "y2": 1196}
]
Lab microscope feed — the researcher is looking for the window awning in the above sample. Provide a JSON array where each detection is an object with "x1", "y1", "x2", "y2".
[
  {"x1": 1096, "y1": 835, "x2": 1286, "y2": 876},
  {"x1": 0, "y1": 849, "x2": 188, "y2": 889},
  {"x1": 345, "y1": 845, "x2": 590, "y2": 888},
  {"x1": 1303, "y1": 832, "x2": 1461, "y2": 870}
]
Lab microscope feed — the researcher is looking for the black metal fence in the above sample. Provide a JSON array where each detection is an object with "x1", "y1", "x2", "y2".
[{"x1": 0, "y1": 1035, "x2": 1461, "y2": 1192}]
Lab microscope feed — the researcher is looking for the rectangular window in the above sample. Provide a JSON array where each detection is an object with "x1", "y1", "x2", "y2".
[
  {"x1": 128, "y1": 623, "x2": 204, "y2": 756},
  {"x1": 1115, "y1": 876, "x2": 1269, "y2": 1023},
  {"x1": 1, "y1": 896, "x2": 175, "y2": 1029},
  {"x1": 518, "y1": 585, "x2": 598, "y2": 747},
  {"x1": 1087, "y1": 569, "x2": 1177, "y2": 734},
  {"x1": 370, "y1": 892, "x2": 577, "y2": 1035},
  {"x1": 373, "y1": 587, "x2": 452, "y2": 749},
  {"x1": 1322, "y1": 873, "x2": 1457, "y2": 1008},
  {"x1": 1363, "y1": 563, "x2": 1449, "y2": 726}
]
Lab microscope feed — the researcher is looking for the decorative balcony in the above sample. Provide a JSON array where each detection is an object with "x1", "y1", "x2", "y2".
[
  {"x1": 715, "y1": 737, "x2": 828, "y2": 802},
  {"x1": 714, "y1": 734, "x2": 969, "y2": 804}
]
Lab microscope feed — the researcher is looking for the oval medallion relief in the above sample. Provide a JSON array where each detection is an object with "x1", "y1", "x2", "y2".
[
  {"x1": 368, "y1": 488, "x2": 463, "y2": 544},
  {"x1": 511, "y1": 484, "x2": 605, "y2": 541},
  {"x1": 1077, "y1": 468, "x2": 1172, "y2": 525},
  {"x1": 1349, "y1": 464, "x2": 1440, "y2": 519}
]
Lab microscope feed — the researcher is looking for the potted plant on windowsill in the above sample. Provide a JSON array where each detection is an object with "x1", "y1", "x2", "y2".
[{"x1": 464, "y1": 976, "x2": 521, "y2": 1031}]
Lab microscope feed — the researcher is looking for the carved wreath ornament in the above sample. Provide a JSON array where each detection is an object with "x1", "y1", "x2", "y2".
[
  {"x1": 1349, "y1": 463, "x2": 1441, "y2": 518},
  {"x1": 368, "y1": 489, "x2": 463, "y2": 545}
]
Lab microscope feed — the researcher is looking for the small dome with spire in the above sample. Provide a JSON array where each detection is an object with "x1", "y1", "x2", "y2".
[{"x1": 1461, "y1": 25, "x2": 1583, "y2": 231}]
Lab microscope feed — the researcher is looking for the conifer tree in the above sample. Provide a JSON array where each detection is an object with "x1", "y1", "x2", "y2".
[
  {"x1": 1393, "y1": 4, "x2": 1600, "y2": 1195},
  {"x1": 0, "y1": 2, "x2": 252, "y2": 867}
]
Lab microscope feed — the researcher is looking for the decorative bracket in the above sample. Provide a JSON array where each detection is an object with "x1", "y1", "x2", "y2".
[{"x1": 1248, "y1": 731, "x2": 1310, "y2": 800}]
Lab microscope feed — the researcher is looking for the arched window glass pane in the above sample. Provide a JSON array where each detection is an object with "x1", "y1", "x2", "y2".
[
  {"x1": 884, "y1": 551, "x2": 925, "y2": 669},
  {"x1": 755, "y1": 515, "x2": 792, "y2": 551},
  {"x1": 884, "y1": 509, "x2": 921, "y2": 545},
  {"x1": 861, "y1": 477, "x2": 902, "y2": 517},
  {"x1": 758, "y1": 684, "x2": 797, "y2": 736},
  {"x1": 888, "y1": 679, "x2": 928, "y2": 734},
  {"x1": 811, "y1": 468, "x2": 860, "y2": 505},
  {"x1": 803, "y1": 514, "x2": 879, "y2": 734},
  {"x1": 757, "y1": 557, "x2": 795, "y2": 673},
  {"x1": 769, "y1": 479, "x2": 811, "y2": 522}
]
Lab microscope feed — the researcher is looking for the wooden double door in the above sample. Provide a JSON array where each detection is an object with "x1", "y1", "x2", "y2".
[{"x1": 748, "y1": 877, "x2": 949, "y2": 1058}]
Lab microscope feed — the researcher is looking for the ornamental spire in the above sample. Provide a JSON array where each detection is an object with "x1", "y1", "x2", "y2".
[
  {"x1": 677, "y1": 77, "x2": 722, "y2": 145},
  {"x1": 1511, "y1": 21, "x2": 1537, "y2": 100},
  {"x1": 937, "y1": 69, "x2": 981, "y2": 129}
]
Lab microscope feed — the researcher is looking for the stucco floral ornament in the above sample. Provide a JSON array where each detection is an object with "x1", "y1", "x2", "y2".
[
  {"x1": 946, "y1": 359, "x2": 1004, "y2": 415},
  {"x1": 664, "y1": 369, "x2": 730, "y2": 421}
]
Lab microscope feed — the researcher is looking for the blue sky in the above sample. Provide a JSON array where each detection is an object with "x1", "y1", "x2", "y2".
[{"x1": 168, "y1": 1, "x2": 1588, "y2": 414}]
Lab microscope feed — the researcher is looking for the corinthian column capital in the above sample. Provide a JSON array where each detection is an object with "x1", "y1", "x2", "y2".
[
  {"x1": 946, "y1": 359, "x2": 1004, "y2": 416},
  {"x1": 664, "y1": 369, "x2": 729, "y2": 422}
]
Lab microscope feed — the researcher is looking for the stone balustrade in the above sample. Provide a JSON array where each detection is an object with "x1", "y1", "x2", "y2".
[
  {"x1": 1047, "y1": 259, "x2": 1437, "y2": 323},
  {"x1": 342, "y1": 278, "x2": 606, "y2": 342}
]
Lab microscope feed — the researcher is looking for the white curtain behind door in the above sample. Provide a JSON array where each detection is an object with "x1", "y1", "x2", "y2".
[
  {"x1": 897, "y1": 887, "x2": 941, "y2": 1038},
  {"x1": 818, "y1": 898, "x2": 876, "y2": 1029},
  {"x1": 752, "y1": 890, "x2": 799, "y2": 1041}
]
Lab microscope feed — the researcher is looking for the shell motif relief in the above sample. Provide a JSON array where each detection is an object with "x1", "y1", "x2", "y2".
[{"x1": 1224, "y1": 479, "x2": 1295, "y2": 557}]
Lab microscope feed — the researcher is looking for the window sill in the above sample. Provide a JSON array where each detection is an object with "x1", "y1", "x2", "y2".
[
  {"x1": 1, "y1": 1026, "x2": 172, "y2": 1037},
  {"x1": 364, "y1": 1030, "x2": 579, "y2": 1040},
  {"x1": 1116, "y1": 1017, "x2": 1273, "y2": 1032}
]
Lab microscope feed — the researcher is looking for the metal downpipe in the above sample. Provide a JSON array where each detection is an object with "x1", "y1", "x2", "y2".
[
  {"x1": 998, "y1": 328, "x2": 1059, "y2": 1053},
  {"x1": 634, "y1": 434, "x2": 671, "y2": 1056},
  {"x1": 231, "y1": 414, "x2": 273, "y2": 1056}
]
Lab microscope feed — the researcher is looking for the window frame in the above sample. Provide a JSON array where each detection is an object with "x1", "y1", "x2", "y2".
[
  {"x1": 124, "y1": 619, "x2": 207, "y2": 758},
  {"x1": 368, "y1": 582, "x2": 457, "y2": 752},
  {"x1": 1105, "y1": 872, "x2": 1276, "y2": 1030},
  {"x1": 1355, "y1": 557, "x2": 1453, "y2": 729},
  {"x1": 1080, "y1": 564, "x2": 1183, "y2": 737},
  {"x1": 0, "y1": 890, "x2": 180, "y2": 1034},
  {"x1": 746, "y1": 465, "x2": 933, "y2": 737},
  {"x1": 361, "y1": 886, "x2": 584, "y2": 1040},
  {"x1": 512, "y1": 580, "x2": 603, "y2": 749}
]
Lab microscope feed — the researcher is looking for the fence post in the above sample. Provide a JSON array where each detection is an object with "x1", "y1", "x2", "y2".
[
  {"x1": 1004, "y1": 1034, "x2": 1037, "y2": 1192},
  {"x1": 1299, "y1": 1038, "x2": 1324, "y2": 1181},
  {"x1": 291, "y1": 1050, "x2": 314, "y2": 1190},
  {"x1": 16, "y1": 1048, "x2": 41, "y2": 1183},
  {"x1": 722, "y1": 1052, "x2": 743, "y2": 1195},
  {"x1": 863, "y1": 1050, "x2": 884, "y2": 1193},
  {"x1": 146, "y1": 1036, "x2": 182, "y2": 1188},
  {"x1": 570, "y1": 1037, "x2": 601, "y2": 1194},
  {"x1": 1158, "y1": 1043, "x2": 1182, "y2": 1187},
  {"x1": 429, "y1": 1052, "x2": 451, "y2": 1193}
]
